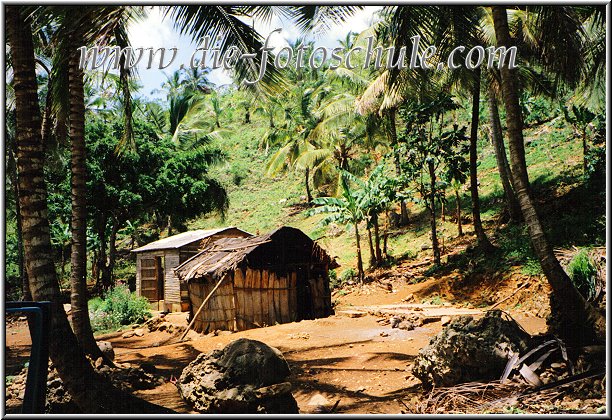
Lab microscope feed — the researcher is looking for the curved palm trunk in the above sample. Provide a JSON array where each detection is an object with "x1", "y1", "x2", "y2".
[
  {"x1": 487, "y1": 86, "x2": 521, "y2": 222},
  {"x1": 469, "y1": 68, "x2": 494, "y2": 252},
  {"x1": 492, "y1": 6, "x2": 604, "y2": 344},
  {"x1": 68, "y1": 34, "x2": 105, "y2": 360},
  {"x1": 7, "y1": 7, "x2": 171, "y2": 413}
]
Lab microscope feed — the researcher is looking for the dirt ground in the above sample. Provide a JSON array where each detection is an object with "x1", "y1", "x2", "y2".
[{"x1": 5, "y1": 272, "x2": 551, "y2": 415}]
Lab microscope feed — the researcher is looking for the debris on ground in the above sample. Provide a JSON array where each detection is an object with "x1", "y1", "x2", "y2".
[
  {"x1": 177, "y1": 338, "x2": 299, "y2": 414},
  {"x1": 412, "y1": 310, "x2": 533, "y2": 387},
  {"x1": 5, "y1": 358, "x2": 165, "y2": 413}
]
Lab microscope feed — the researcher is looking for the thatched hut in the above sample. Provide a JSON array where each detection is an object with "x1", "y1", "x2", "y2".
[
  {"x1": 132, "y1": 227, "x2": 252, "y2": 312},
  {"x1": 174, "y1": 226, "x2": 338, "y2": 333}
]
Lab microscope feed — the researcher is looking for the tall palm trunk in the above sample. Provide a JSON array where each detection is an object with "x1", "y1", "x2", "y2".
[
  {"x1": 492, "y1": 6, "x2": 604, "y2": 344},
  {"x1": 427, "y1": 160, "x2": 441, "y2": 265},
  {"x1": 388, "y1": 109, "x2": 409, "y2": 225},
  {"x1": 7, "y1": 136, "x2": 30, "y2": 300},
  {"x1": 469, "y1": 68, "x2": 494, "y2": 252},
  {"x1": 68, "y1": 33, "x2": 104, "y2": 360},
  {"x1": 305, "y1": 167, "x2": 313, "y2": 202},
  {"x1": 487, "y1": 86, "x2": 521, "y2": 222},
  {"x1": 7, "y1": 7, "x2": 171, "y2": 413}
]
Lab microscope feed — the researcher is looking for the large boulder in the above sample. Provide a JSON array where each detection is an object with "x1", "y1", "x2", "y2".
[
  {"x1": 177, "y1": 338, "x2": 298, "y2": 413},
  {"x1": 412, "y1": 310, "x2": 533, "y2": 387}
]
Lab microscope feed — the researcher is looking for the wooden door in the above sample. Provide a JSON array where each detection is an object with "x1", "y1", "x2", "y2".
[{"x1": 140, "y1": 257, "x2": 161, "y2": 301}]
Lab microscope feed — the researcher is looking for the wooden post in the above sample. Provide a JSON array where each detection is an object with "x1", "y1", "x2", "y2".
[{"x1": 180, "y1": 275, "x2": 226, "y2": 341}]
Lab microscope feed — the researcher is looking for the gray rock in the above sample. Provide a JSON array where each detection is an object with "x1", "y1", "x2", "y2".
[
  {"x1": 412, "y1": 310, "x2": 532, "y2": 387},
  {"x1": 178, "y1": 338, "x2": 298, "y2": 414},
  {"x1": 97, "y1": 341, "x2": 115, "y2": 361}
]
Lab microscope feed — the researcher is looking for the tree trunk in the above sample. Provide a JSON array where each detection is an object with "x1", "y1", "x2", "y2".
[
  {"x1": 6, "y1": 7, "x2": 172, "y2": 413},
  {"x1": 492, "y1": 6, "x2": 605, "y2": 345},
  {"x1": 469, "y1": 67, "x2": 495, "y2": 252},
  {"x1": 7, "y1": 135, "x2": 30, "y2": 300},
  {"x1": 388, "y1": 109, "x2": 409, "y2": 225},
  {"x1": 427, "y1": 161, "x2": 441, "y2": 265},
  {"x1": 354, "y1": 223, "x2": 365, "y2": 283},
  {"x1": 305, "y1": 167, "x2": 313, "y2": 202},
  {"x1": 582, "y1": 128, "x2": 588, "y2": 174},
  {"x1": 373, "y1": 214, "x2": 382, "y2": 264},
  {"x1": 94, "y1": 215, "x2": 107, "y2": 292},
  {"x1": 383, "y1": 210, "x2": 389, "y2": 259},
  {"x1": 487, "y1": 86, "x2": 521, "y2": 222},
  {"x1": 105, "y1": 219, "x2": 120, "y2": 289},
  {"x1": 68, "y1": 33, "x2": 104, "y2": 360},
  {"x1": 455, "y1": 189, "x2": 463, "y2": 236},
  {"x1": 367, "y1": 225, "x2": 376, "y2": 267}
]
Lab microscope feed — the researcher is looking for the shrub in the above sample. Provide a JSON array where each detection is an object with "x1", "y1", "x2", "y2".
[
  {"x1": 567, "y1": 249, "x2": 597, "y2": 301},
  {"x1": 229, "y1": 161, "x2": 249, "y2": 186},
  {"x1": 89, "y1": 285, "x2": 151, "y2": 332},
  {"x1": 340, "y1": 268, "x2": 357, "y2": 283}
]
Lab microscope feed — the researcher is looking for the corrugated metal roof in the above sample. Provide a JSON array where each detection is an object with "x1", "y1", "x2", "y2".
[{"x1": 131, "y1": 227, "x2": 251, "y2": 253}]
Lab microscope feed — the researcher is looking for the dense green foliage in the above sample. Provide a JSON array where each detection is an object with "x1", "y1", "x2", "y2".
[
  {"x1": 567, "y1": 249, "x2": 598, "y2": 301},
  {"x1": 89, "y1": 285, "x2": 151, "y2": 332}
]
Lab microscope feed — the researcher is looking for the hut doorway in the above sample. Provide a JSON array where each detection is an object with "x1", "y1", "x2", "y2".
[
  {"x1": 155, "y1": 256, "x2": 164, "y2": 301},
  {"x1": 296, "y1": 268, "x2": 315, "y2": 320}
]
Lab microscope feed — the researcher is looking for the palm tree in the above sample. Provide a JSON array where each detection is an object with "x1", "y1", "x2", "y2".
[
  {"x1": 491, "y1": 6, "x2": 604, "y2": 344},
  {"x1": 210, "y1": 93, "x2": 223, "y2": 128},
  {"x1": 467, "y1": 67, "x2": 495, "y2": 251},
  {"x1": 6, "y1": 6, "x2": 171, "y2": 413},
  {"x1": 486, "y1": 83, "x2": 522, "y2": 222}
]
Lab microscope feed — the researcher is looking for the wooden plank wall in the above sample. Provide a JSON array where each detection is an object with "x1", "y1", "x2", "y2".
[
  {"x1": 189, "y1": 276, "x2": 236, "y2": 333},
  {"x1": 233, "y1": 268, "x2": 294, "y2": 331}
]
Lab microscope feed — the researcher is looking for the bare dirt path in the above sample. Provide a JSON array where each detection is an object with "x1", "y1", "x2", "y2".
[
  {"x1": 105, "y1": 303, "x2": 547, "y2": 414},
  {"x1": 5, "y1": 277, "x2": 549, "y2": 414}
]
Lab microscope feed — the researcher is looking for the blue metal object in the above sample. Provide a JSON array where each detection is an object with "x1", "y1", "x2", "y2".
[{"x1": 6, "y1": 301, "x2": 51, "y2": 414}]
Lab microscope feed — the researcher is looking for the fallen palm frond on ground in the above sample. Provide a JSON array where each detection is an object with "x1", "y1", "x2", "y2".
[{"x1": 413, "y1": 369, "x2": 605, "y2": 414}]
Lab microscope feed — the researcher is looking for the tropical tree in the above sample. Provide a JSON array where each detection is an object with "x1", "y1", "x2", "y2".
[
  {"x1": 399, "y1": 94, "x2": 468, "y2": 266},
  {"x1": 491, "y1": 6, "x2": 605, "y2": 344},
  {"x1": 6, "y1": 6, "x2": 169, "y2": 413},
  {"x1": 308, "y1": 172, "x2": 366, "y2": 282}
]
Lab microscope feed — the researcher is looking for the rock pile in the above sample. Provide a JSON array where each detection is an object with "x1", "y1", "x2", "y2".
[
  {"x1": 375, "y1": 312, "x2": 424, "y2": 331},
  {"x1": 177, "y1": 338, "x2": 299, "y2": 414},
  {"x1": 412, "y1": 310, "x2": 532, "y2": 387}
]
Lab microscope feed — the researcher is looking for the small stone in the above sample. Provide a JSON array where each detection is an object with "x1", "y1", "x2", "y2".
[
  {"x1": 94, "y1": 357, "x2": 104, "y2": 369},
  {"x1": 550, "y1": 362, "x2": 563, "y2": 369},
  {"x1": 307, "y1": 393, "x2": 331, "y2": 407},
  {"x1": 380, "y1": 332, "x2": 389, "y2": 337},
  {"x1": 122, "y1": 331, "x2": 135, "y2": 339},
  {"x1": 441, "y1": 316, "x2": 451, "y2": 326},
  {"x1": 134, "y1": 329, "x2": 145, "y2": 337}
]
